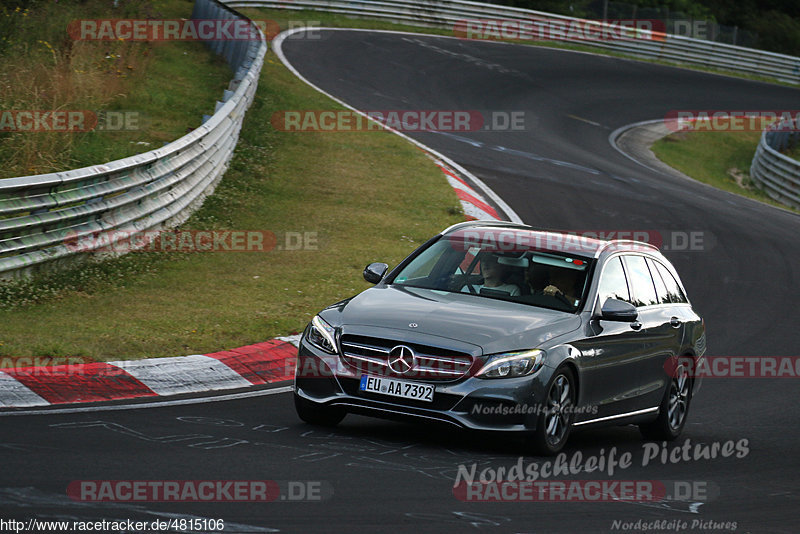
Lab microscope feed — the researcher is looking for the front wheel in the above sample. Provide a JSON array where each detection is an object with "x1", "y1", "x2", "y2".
[
  {"x1": 529, "y1": 368, "x2": 576, "y2": 455},
  {"x1": 294, "y1": 393, "x2": 346, "y2": 427},
  {"x1": 639, "y1": 358, "x2": 692, "y2": 440}
]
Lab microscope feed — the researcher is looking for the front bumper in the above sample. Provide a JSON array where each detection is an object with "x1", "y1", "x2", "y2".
[{"x1": 295, "y1": 336, "x2": 552, "y2": 433}]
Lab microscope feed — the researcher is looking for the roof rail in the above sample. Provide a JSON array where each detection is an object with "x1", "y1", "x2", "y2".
[
  {"x1": 440, "y1": 219, "x2": 526, "y2": 235},
  {"x1": 595, "y1": 239, "x2": 660, "y2": 257}
]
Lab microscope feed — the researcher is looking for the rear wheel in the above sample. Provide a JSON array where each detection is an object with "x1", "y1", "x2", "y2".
[
  {"x1": 530, "y1": 368, "x2": 576, "y2": 455},
  {"x1": 294, "y1": 393, "x2": 345, "y2": 427},
  {"x1": 640, "y1": 358, "x2": 691, "y2": 440}
]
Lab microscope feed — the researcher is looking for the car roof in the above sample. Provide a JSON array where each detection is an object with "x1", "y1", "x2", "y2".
[{"x1": 441, "y1": 220, "x2": 661, "y2": 259}]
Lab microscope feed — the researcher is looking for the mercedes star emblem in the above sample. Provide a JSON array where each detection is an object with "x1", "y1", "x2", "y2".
[{"x1": 387, "y1": 345, "x2": 416, "y2": 374}]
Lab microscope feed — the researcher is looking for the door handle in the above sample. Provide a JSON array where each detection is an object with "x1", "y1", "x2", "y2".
[
  {"x1": 670, "y1": 317, "x2": 682, "y2": 328},
  {"x1": 630, "y1": 321, "x2": 643, "y2": 331}
]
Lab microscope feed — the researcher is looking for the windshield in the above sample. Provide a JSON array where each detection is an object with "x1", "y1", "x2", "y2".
[{"x1": 391, "y1": 234, "x2": 593, "y2": 312}]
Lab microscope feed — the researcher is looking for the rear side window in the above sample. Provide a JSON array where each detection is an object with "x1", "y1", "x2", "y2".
[
  {"x1": 623, "y1": 255, "x2": 659, "y2": 307},
  {"x1": 646, "y1": 258, "x2": 669, "y2": 304},
  {"x1": 597, "y1": 257, "x2": 631, "y2": 305},
  {"x1": 653, "y1": 260, "x2": 688, "y2": 304}
]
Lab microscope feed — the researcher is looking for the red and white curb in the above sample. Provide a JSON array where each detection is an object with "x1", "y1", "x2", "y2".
[
  {"x1": 0, "y1": 162, "x2": 503, "y2": 410},
  {"x1": 1, "y1": 29, "x2": 514, "y2": 409},
  {"x1": 433, "y1": 158, "x2": 501, "y2": 221},
  {"x1": 0, "y1": 336, "x2": 300, "y2": 408}
]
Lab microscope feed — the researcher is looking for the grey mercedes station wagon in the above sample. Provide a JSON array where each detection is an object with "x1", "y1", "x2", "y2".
[{"x1": 295, "y1": 221, "x2": 706, "y2": 454}]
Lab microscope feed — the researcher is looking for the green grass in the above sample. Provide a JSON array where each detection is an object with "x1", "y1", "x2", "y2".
[
  {"x1": 0, "y1": 0, "x2": 231, "y2": 178},
  {"x1": 5, "y1": 5, "x2": 795, "y2": 362},
  {"x1": 785, "y1": 143, "x2": 800, "y2": 161},
  {"x1": 0, "y1": 43, "x2": 463, "y2": 361},
  {"x1": 66, "y1": 39, "x2": 233, "y2": 167},
  {"x1": 652, "y1": 130, "x2": 799, "y2": 213}
]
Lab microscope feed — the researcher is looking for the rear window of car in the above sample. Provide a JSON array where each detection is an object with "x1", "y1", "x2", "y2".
[
  {"x1": 647, "y1": 258, "x2": 670, "y2": 303},
  {"x1": 651, "y1": 259, "x2": 688, "y2": 304}
]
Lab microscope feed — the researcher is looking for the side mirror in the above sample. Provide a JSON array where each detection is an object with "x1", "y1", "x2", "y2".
[
  {"x1": 363, "y1": 262, "x2": 389, "y2": 284},
  {"x1": 599, "y1": 298, "x2": 638, "y2": 322}
]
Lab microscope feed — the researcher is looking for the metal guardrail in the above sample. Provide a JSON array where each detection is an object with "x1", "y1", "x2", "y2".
[
  {"x1": 0, "y1": 0, "x2": 267, "y2": 279},
  {"x1": 751, "y1": 122, "x2": 800, "y2": 210},
  {"x1": 2, "y1": 1, "x2": 797, "y2": 279},
  {"x1": 224, "y1": 0, "x2": 800, "y2": 85},
  {"x1": 231, "y1": 0, "x2": 800, "y2": 211}
]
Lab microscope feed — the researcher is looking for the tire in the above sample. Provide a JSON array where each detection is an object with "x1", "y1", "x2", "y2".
[
  {"x1": 639, "y1": 358, "x2": 692, "y2": 440},
  {"x1": 530, "y1": 367, "x2": 577, "y2": 455},
  {"x1": 294, "y1": 393, "x2": 346, "y2": 427}
]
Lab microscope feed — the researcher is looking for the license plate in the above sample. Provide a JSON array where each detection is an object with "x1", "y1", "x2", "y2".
[{"x1": 359, "y1": 375, "x2": 434, "y2": 403}]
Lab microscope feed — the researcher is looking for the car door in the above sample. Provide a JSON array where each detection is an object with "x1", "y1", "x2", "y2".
[
  {"x1": 634, "y1": 257, "x2": 693, "y2": 407},
  {"x1": 572, "y1": 255, "x2": 647, "y2": 421},
  {"x1": 622, "y1": 255, "x2": 690, "y2": 410}
]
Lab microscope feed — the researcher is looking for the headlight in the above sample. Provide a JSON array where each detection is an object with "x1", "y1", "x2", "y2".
[
  {"x1": 476, "y1": 349, "x2": 545, "y2": 379},
  {"x1": 306, "y1": 315, "x2": 337, "y2": 354}
]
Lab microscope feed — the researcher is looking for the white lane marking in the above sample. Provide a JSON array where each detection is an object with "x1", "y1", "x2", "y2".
[
  {"x1": 428, "y1": 130, "x2": 486, "y2": 147},
  {"x1": 0, "y1": 372, "x2": 49, "y2": 408},
  {"x1": 272, "y1": 27, "x2": 523, "y2": 224},
  {"x1": 492, "y1": 145, "x2": 602, "y2": 174},
  {"x1": 0, "y1": 386, "x2": 293, "y2": 417},
  {"x1": 107, "y1": 354, "x2": 251, "y2": 396}
]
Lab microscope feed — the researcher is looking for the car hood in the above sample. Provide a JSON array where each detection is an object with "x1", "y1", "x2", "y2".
[{"x1": 321, "y1": 285, "x2": 582, "y2": 355}]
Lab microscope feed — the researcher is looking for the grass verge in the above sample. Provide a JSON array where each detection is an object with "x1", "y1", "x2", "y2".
[
  {"x1": 0, "y1": 31, "x2": 463, "y2": 360},
  {"x1": 6, "y1": 5, "x2": 790, "y2": 361},
  {"x1": 785, "y1": 143, "x2": 800, "y2": 161},
  {"x1": 0, "y1": 0, "x2": 231, "y2": 178},
  {"x1": 651, "y1": 130, "x2": 799, "y2": 213}
]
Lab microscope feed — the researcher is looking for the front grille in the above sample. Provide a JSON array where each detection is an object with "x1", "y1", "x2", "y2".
[{"x1": 339, "y1": 334, "x2": 473, "y2": 382}]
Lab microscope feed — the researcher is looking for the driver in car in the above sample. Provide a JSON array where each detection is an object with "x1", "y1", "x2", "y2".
[
  {"x1": 527, "y1": 264, "x2": 579, "y2": 306},
  {"x1": 466, "y1": 253, "x2": 521, "y2": 296}
]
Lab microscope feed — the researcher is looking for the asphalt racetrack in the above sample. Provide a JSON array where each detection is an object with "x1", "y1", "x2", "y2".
[{"x1": 2, "y1": 30, "x2": 799, "y2": 533}]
